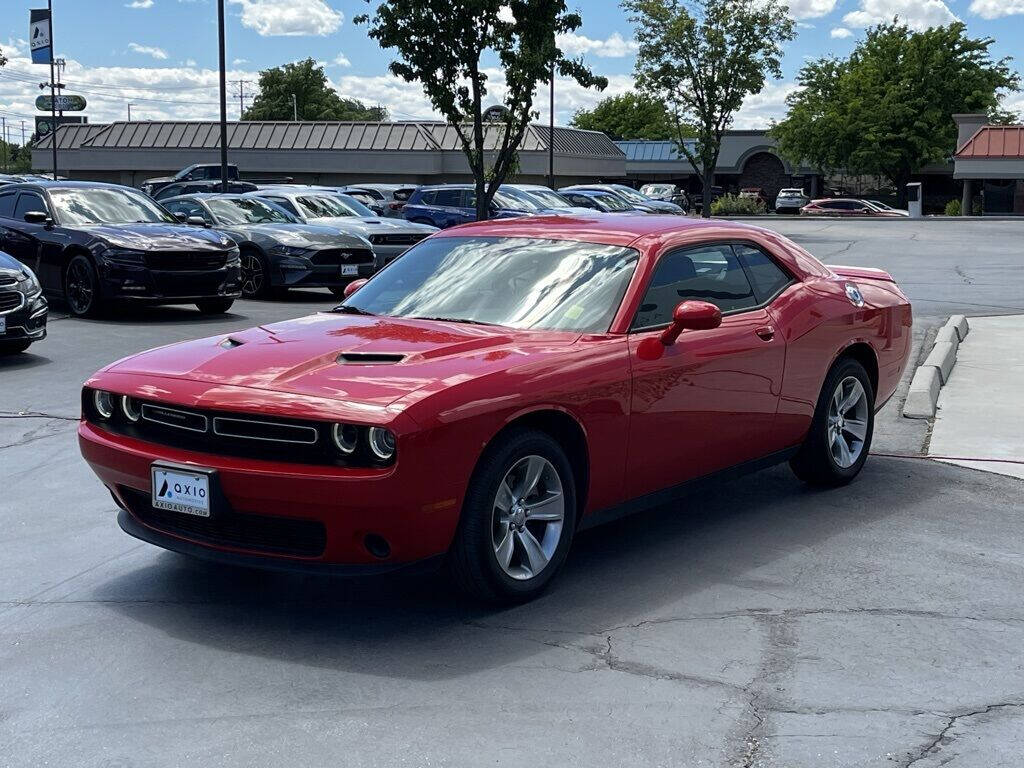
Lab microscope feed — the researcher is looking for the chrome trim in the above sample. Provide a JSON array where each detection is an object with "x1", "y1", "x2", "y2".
[
  {"x1": 141, "y1": 403, "x2": 209, "y2": 433},
  {"x1": 0, "y1": 290, "x2": 26, "y2": 317},
  {"x1": 212, "y1": 416, "x2": 319, "y2": 445}
]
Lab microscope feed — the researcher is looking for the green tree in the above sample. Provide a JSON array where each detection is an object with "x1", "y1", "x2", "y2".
[
  {"x1": 772, "y1": 22, "x2": 1019, "y2": 205},
  {"x1": 625, "y1": 0, "x2": 794, "y2": 217},
  {"x1": 357, "y1": 0, "x2": 607, "y2": 221},
  {"x1": 570, "y1": 91, "x2": 687, "y2": 140},
  {"x1": 242, "y1": 58, "x2": 388, "y2": 121}
]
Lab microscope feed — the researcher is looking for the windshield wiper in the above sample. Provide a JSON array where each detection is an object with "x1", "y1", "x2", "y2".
[
  {"x1": 409, "y1": 315, "x2": 500, "y2": 327},
  {"x1": 331, "y1": 305, "x2": 374, "y2": 316}
]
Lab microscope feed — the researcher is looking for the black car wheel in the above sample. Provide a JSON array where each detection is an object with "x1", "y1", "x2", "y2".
[
  {"x1": 65, "y1": 255, "x2": 101, "y2": 318},
  {"x1": 195, "y1": 298, "x2": 234, "y2": 314},
  {"x1": 448, "y1": 428, "x2": 577, "y2": 603},
  {"x1": 240, "y1": 249, "x2": 270, "y2": 299},
  {"x1": 0, "y1": 339, "x2": 32, "y2": 355}
]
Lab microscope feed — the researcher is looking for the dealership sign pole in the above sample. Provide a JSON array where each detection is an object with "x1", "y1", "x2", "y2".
[
  {"x1": 217, "y1": 0, "x2": 229, "y2": 193},
  {"x1": 30, "y1": 4, "x2": 58, "y2": 178}
]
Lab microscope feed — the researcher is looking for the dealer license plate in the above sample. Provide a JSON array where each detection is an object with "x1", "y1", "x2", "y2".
[
  {"x1": 341, "y1": 264, "x2": 359, "y2": 276},
  {"x1": 0, "y1": 317, "x2": 6, "y2": 335},
  {"x1": 151, "y1": 465, "x2": 211, "y2": 517}
]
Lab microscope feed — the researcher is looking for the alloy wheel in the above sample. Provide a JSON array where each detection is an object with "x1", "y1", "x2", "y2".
[
  {"x1": 240, "y1": 252, "x2": 264, "y2": 297},
  {"x1": 66, "y1": 259, "x2": 95, "y2": 315},
  {"x1": 491, "y1": 455, "x2": 565, "y2": 580},
  {"x1": 827, "y1": 376, "x2": 869, "y2": 468}
]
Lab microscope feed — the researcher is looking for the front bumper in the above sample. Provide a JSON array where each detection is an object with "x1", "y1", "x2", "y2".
[
  {"x1": 79, "y1": 421, "x2": 463, "y2": 569},
  {"x1": 0, "y1": 293, "x2": 48, "y2": 343},
  {"x1": 274, "y1": 261, "x2": 377, "y2": 289},
  {"x1": 98, "y1": 260, "x2": 243, "y2": 303}
]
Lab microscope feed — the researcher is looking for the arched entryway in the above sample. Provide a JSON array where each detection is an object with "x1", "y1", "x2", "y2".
[{"x1": 737, "y1": 152, "x2": 791, "y2": 205}]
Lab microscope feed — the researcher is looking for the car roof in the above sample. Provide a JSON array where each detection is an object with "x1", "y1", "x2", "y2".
[{"x1": 433, "y1": 214, "x2": 763, "y2": 248}]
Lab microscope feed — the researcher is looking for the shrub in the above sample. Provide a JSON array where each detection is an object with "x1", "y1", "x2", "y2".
[
  {"x1": 944, "y1": 199, "x2": 961, "y2": 216},
  {"x1": 711, "y1": 193, "x2": 766, "y2": 216}
]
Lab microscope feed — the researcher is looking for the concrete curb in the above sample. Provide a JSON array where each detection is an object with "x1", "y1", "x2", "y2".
[{"x1": 902, "y1": 316, "x2": 970, "y2": 419}]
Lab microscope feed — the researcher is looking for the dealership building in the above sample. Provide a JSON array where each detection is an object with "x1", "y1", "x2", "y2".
[
  {"x1": 35, "y1": 120, "x2": 821, "y2": 201},
  {"x1": 953, "y1": 113, "x2": 1024, "y2": 215}
]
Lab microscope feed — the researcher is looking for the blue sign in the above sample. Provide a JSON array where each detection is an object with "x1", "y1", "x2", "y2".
[{"x1": 30, "y1": 9, "x2": 52, "y2": 65}]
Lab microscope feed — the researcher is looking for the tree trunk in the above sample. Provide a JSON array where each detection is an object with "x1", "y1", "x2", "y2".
[
  {"x1": 701, "y1": 167, "x2": 714, "y2": 219},
  {"x1": 475, "y1": 174, "x2": 488, "y2": 221}
]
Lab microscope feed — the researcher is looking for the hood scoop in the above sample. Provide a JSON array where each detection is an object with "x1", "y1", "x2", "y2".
[
  {"x1": 219, "y1": 337, "x2": 244, "y2": 349},
  {"x1": 337, "y1": 352, "x2": 406, "y2": 365}
]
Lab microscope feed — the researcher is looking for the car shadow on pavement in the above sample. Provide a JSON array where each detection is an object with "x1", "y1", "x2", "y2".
[
  {"x1": 0, "y1": 351, "x2": 52, "y2": 372},
  {"x1": 96, "y1": 457, "x2": 947, "y2": 682}
]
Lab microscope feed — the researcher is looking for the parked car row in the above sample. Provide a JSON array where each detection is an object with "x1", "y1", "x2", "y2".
[{"x1": 800, "y1": 198, "x2": 910, "y2": 217}]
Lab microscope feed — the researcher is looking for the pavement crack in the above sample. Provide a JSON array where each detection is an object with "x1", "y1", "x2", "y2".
[
  {"x1": 0, "y1": 410, "x2": 81, "y2": 421},
  {"x1": 902, "y1": 702, "x2": 1024, "y2": 767}
]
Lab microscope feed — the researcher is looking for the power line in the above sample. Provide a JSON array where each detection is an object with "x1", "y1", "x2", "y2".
[{"x1": 231, "y1": 79, "x2": 255, "y2": 118}]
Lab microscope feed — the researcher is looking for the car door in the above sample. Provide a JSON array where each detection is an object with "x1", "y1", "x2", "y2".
[
  {"x1": 625, "y1": 242, "x2": 788, "y2": 498},
  {"x1": 7, "y1": 191, "x2": 65, "y2": 292}
]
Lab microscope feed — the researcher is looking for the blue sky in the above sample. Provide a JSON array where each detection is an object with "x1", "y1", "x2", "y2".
[{"x1": 1, "y1": 0, "x2": 1022, "y2": 140}]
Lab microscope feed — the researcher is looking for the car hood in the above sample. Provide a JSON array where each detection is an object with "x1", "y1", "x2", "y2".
[
  {"x1": 216, "y1": 222, "x2": 369, "y2": 248},
  {"x1": 308, "y1": 217, "x2": 438, "y2": 236},
  {"x1": 102, "y1": 313, "x2": 577, "y2": 414},
  {"x1": 83, "y1": 223, "x2": 235, "y2": 251}
]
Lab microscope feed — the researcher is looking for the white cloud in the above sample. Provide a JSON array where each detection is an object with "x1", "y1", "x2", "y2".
[
  {"x1": 830, "y1": 27, "x2": 854, "y2": 38},
  {"x1": 787, "y1": 0, "x2": 838, "y2": 19},
  {"x1": 128, "y1": 43, "x2": 169, "y2": 60},
  {"x1": 232, "y1": 58, "x2": 249, "y2": 65},
  {"x1": 842, "y1": 0, "x2": 957, "y2": 30},
  {"x1": 126, "y1": 0, "x2": 154, "y2": 8},
  {"x1": 185, "y1": 58, "x2": 197, "y2": 67},
  {"x1": 969, "y1": 0, "x2": 1024, "y2": 18},
  {"x1": 227, "y1": 0, "x2": 342, "y2": 36},
  {"x1": 332, "y1": 53, "x2": 351, "y2": 68},
  {"x1": 556, "y1": 31, "x2": 639, "y2": 58},
  {"x1": 731, "y1": 81, "x2": 798, "y2": 128}
]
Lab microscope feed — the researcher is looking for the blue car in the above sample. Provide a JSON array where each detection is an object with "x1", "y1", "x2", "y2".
[{"x1": 402, "y1": 185, "x2": 531, "y2": 228}]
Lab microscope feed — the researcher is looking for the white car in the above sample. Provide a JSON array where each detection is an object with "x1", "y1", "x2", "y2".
[
  {"x1": 774, "y1": 188, "x2": 811, "y2": 214},
  {"x1": 245, "y1": 187, "x2": 438, "y2": 264}
]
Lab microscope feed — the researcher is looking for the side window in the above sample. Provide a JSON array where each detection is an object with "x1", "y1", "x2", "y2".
[
  {"x1": 417, "y1": 191, "x2": 436, "y2": 205},
  {"x1": 163, "y1": 200, "x2": 186, "y2": 216},
  {"x1": 434, "y1": 189, "x2": 461, "y2": 207},
  {"x1": 0, "y1": 192, "x2": 16, "y2": 218},
  {"x1": 265, "y1": 197, "x2": 299, "y2": 216},
  {"x1": 14, "y1": 193, "x2": 48, "y2": 221},
  {"x1": 734, "y1": 245, "x2": 792, "y2": 303},
  {"x1": 632, "y1": 244, "x2": 758, "y2": 329}
]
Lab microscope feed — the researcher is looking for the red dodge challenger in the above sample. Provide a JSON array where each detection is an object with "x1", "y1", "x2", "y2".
[{"x1": 79, "y1": 216, "x2": 912, "y2": 602}]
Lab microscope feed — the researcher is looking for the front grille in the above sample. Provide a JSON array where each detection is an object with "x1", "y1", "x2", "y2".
[
  {"x1": 212, "y1": 416, "x2": 319, "y2": 444},
  {"x1": 142, "y1": 403, "x2": 208, "y2": 433},
  {"x1": 120, "y1": 487, "x2": 327, "y2": 558},
  {"x1": 0, "y1": 290, "x2": 23, "y2": 313},
  {"x1": 368, "y1": 233, "x2": 427, "y2": 246},
  {"x1": 0, "y1": 275, "x2": 17, "y2": 288},
  {"x1": 146, "y1": 251, "x2": 228, "y2": 271},
  {"x1": 309, "y1": 248, "x2": 374, "y2": 266}
]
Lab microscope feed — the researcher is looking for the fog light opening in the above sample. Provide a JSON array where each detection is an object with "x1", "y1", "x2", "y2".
[{"x1": 364, "y1": 534, "x2": 391, "y2": 560}]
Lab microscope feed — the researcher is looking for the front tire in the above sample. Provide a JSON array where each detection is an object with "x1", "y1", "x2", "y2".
[
  {"x1": 449, "y1": 429, "x2": 577, "y2": 603},
  {"x1": 65, "y1": 255, "x2": 102, "y2": 318},
  {"x1": 0, "y1": 339, "x2": 32, "y2": 355},
  {"x1": 790, "y1": 357, "x2": 875, "y2": 486},
  {"x1": 195, "y1": 298, "x2": 234, "y2": 314},
  {"x1": 239, "y1": 248, "x2": 271, "y2": 299}
]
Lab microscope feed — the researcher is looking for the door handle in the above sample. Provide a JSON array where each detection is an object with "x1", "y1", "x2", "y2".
[{"x1": 755, "y1": 325, "x2": 775, "y2": 341}]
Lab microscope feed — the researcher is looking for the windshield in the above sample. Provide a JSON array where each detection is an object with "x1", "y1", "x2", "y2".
[
  {"x1": 50, "y1": 187, "x2": 176, "y2": 225},
  {"x1": 295, "y1": 194, "x2": 374, "y2": 219},
  {"x1": 342, "y1": 236, "x2": 638, "y2": 333},
  {"x1": 207, "y1": 197, "x2": 296, "y2": 224},
  {"x1": 611, "y1": 185, "x2": 648, "y2": 203},
  {"x1": 641, "y1": 184, "x2": 673, "y2": 196},
  {"x1": 498, "y1": 188, "x2": 545, "y2": 211},
  {"x1": 522, "y1": 188, "x2": 574, "y2": 209},
  {"x1": 595, "y1": 193, "x2": 632, "y2": 211}
]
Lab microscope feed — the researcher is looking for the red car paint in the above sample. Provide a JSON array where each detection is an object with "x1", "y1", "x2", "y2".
[{"x1": 79, "y1": 215, "x2": 913, "y2": 569}]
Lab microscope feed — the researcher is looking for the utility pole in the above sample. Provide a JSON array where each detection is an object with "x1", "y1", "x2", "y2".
[
  {"x1": 127, "y1": 103, "x2": 132, "y2": 122},
  {"x1": 217, "y1": 0, "x2": 229, "y2": 192},
  {"x1": 291, "y1": 93, "x2": 298, "y2": 121},
  {"x1": 21, "y1": 121, "x2": 27, "y2": 147},
  {"x1": 231, "y1": 79, "x2": 253, "y2": 119},
  {"x1": 548, "y1": 60, "x2": 555, "y2": 190},
  {"x1": 2, "y1": 117, "x2": 7, "y2": 172},
  {"x1": 48, "y1": 0, "x2": 58, "y2": 179}
]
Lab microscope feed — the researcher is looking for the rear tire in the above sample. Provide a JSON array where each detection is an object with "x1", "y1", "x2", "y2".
[
  {"x1": 195, "y1": 298, "x2": 234, "y2": 314},
  {"x1": 64, "y1": 254, "x2": 102, "y2": 318},
  {"x1": 790, "y1": 357, "x2": 875, "y2": 486},
  {"x1": 448, "y1": 429, "x2": 577, "y2": 603}
]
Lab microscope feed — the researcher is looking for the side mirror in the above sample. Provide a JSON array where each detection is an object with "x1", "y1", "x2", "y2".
[
  {"x1": 186, "y1": 216, "x2": 210, "y2": 227},
  {"x1": 172, "y1": 211, "x2": 187, "y2": 222},
  {"x1": 343, "y1": 278, "x2": 367, "y2": 298},
  {"x1": 660, "y1": 300, "x2": 722, "y2": 346},
  {"x1": 23, "y1": 211, "x2": 49, "y2": 225}
]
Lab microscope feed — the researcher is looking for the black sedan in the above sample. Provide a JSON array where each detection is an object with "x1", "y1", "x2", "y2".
[
  {"x1": 0, "y1": 181, "x2": 241, "y2": 318},
  {"x1": 161, "y1": 194, "x2": 377, "y2": 298},
  {"x1": 0, "y1": 250, "x2": 47, "y2": 354}
]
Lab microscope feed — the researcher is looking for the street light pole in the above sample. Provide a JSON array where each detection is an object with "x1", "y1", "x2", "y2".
[
  {"x1": 48, "y1": 0, "x2": 58, "y2": 179},
  {"x1": 292, "y1": 93, "x2": 298, "y2": 121},
  {"x1": 217, "y1": 0, "x2": 229, "y2": 192},
  {"x1": 548, "y1": 61, "x2": 554, "y2": 189}
]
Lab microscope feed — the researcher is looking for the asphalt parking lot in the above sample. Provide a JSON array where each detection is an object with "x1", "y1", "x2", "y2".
[{"x1": 2, "y1": 218, "x2": 1023, "y2": 767}]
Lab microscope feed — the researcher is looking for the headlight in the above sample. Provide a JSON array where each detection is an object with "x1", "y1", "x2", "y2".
[
  {"x1": 269, "y1": 245, "x2": 311, "y2": 258},
  {"x1": 367, "y1": 427, "x2": 397, "y2": 461},
  {"x1": 16, "y1": 269, "x2": 42, "y2": 298},
  {"x1": 103, "y1": 247, "x2": 147, "y2": 265},
  {"x1": 225, "y1": 247, "x2": 241, "y2": 266},
  {"x1": 331, "y1": 423, "x2": 359, "y2": 455},
  {"x1": 121, "y1": 395, "x2": 142, "y2": 422},
  {"x1": 93, "y1": 390, "x2": 115, "y2": 419}
]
